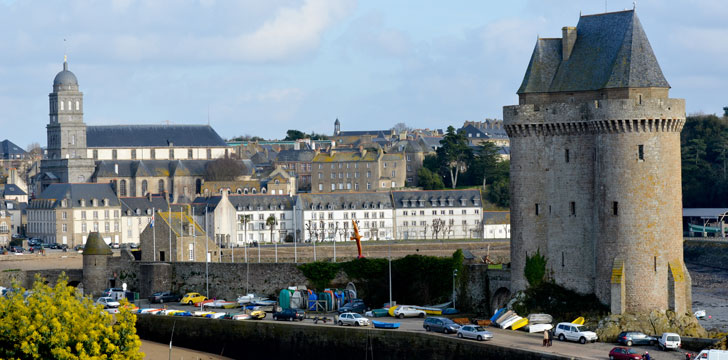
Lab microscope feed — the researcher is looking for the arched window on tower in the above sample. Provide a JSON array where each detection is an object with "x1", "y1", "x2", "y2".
[
  {"x1": 158, "y1": 179, "x2": 165, "y2": 193},
  {"x1": 60, "y1": 101, "x2": 64, "y2": 111},
  {"x1": 67, "y1": 101, "x2": 71, "y2": 111},
  {"x1": 71, "y1": 135, "x2": 76, "y2": 145},
  {"x1": 120, "y1": 180, "x2": 127, "y2": 196},
  {"x1": 141, "y1": 180, "x2": 148, "y2": 196},
  {"x1": 76, "y1": 101, "x2": 80, "y2": 111}
]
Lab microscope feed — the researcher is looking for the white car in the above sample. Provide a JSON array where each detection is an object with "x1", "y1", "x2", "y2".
[
  {"x1": 554, "y1": 322, "x2": 598, "y2": 344},
  {"x1": 457, "y1": 325, "x2": 493, "y2": 341},
  {"x1": 658, "y1": 332, "x2": 681, "y2": 351},
  {"x1": 393, "y1": 306, "x2": 426, "y2": 319},
  {"x1": 338, "y1": 312, "x2": 370, "y2": 327},
  {"x1": 96, "y1": 296, "x2": 121, "y2": 313}
]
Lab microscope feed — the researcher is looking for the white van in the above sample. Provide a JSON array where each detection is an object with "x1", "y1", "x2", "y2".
[
  {"x1": 658, "y1": 332, "x2": 681, "y2": 350},
  {"x1": 696, "y1": 350, "x2": 728, "y2": 360},
  {"x1": 554, "y1": 322, "x2": 598, "y2": 344}
]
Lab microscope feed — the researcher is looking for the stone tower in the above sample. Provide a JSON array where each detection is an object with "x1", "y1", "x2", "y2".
[
  {"x1": 504, "y1": 10, "x2": 690, "y2": 314},
  {"x1": 82, "y1": 232, "x2": 113, "y2": 297},
  {"x1": 39, "y1": 57, "x2": 95, "y2": 191}
]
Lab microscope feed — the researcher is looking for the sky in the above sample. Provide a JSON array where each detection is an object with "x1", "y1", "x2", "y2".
[{"x1": 0, "y1": 0, "x2": 726, "y2": 148}]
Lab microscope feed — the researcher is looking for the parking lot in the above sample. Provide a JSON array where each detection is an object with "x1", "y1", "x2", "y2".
[{"x1": 130, "y1": 298, "x2": 694, "y2": 360}]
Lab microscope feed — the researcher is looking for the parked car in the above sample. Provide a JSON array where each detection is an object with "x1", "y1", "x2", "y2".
[
  {"x1": 696, "y1": 349, "x2": 728, "y2": 360},
  {"x1": 554, "y1": 322, "x2": 598, "y2": 344},
  {"x1": 148, "y1": 291, "x2": 181, "y2": 303},
  {"x1": 423, "y1": 317, "x2": 461, "y2": 334},
  {"x1": 609, "y1": 347, "x2": 643, "y2": 360},
  {"x1": 617, "y1": 331, "x2": 657, "y2": 346},
  {"x1": 41, "y1": 243, "x2": 53, "y2": 249},
  {"x1": 74, "y1": 244, "x2": 84, "y2": 252},
  {"x1": 102, "y1": 288, "x2": 126, "y2": 301},
  {"x1": 180, "y1": 292, "x2": 207, "y2": 305},
  {"x1": 338, "y1": 312, "x2": 370, "y2": 327},
  {"x1": 110, "y1": 243, "x2": 120, "y2": 249},
  {"x1": 393, "y1": 306, "x2": 426, "y2": 319},
  {"x1": 658, "y1": 332, "x2": 681, "y2": 350},
  {"x1": 456, "y1": 325, "x2": 493, "y2": 341},
  {"x1": 250, "y1": 310, "x2": 266, "y2": 320},
  {"x1": 96, "y1": 297, "x2": 121, "y2": 313},
  {"x1": 10, "y1": 246, "x2": 24, "y2": 253},
  {"x1": 273, "y1": 309, "x2": 305, "y2": 321},
  {"x1": 338, "y1": 299, "x2": 367, "y2": 314}
]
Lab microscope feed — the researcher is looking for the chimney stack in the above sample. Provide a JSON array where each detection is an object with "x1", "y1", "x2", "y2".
[{"x1": 562, "y1": 26, "x2": 577, "y2": 61}]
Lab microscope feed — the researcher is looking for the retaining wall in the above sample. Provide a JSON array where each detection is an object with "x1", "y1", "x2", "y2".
[{"x1": 136, "y1": 315, "x2": 573, "y2": 360}]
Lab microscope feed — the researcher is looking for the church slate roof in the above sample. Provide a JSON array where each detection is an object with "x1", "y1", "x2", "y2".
[
  {"x1": 518, "y1": 10, "x2": 669, "y2": 94},
  {"x1": 86, "y1": 125, "x2": 228, "y2": 148},
  {"x1": 94, "y1": 160, "x2": 211, "y2": 178}
]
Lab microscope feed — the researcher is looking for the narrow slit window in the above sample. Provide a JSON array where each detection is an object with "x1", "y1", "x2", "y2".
[
  {"x1": 565, "y1": 149, "x2": 570, "y2": 163},
  {"x1": 638, "y1": 145, "x2": 644, "y2": 161},
  {"x1": 613, "y1": 201, "x2": 619, "y2": 216},
  {"x1": 561, "y1": 252, "x2": 565, "y2": 267},
  {"x1": 569, "y1": 201, "x2": 576, "y2": 216},
  {"x1": 535, "y1": 203, "x2": 540, "y2": 216},
  {"x1": 654, "y1": 256, "x2": 657, "y2": 272}
]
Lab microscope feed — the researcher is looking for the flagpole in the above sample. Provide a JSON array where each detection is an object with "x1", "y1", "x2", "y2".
[
  {"x1": 205, "y1": 205, "x2": 209, "y2": 298},
  {"x1": 168, "y1": 205, "x2": 172, "y2": 262},
  {"x1": 152, "y1": 207, "x2": 156, "y2": 261}
]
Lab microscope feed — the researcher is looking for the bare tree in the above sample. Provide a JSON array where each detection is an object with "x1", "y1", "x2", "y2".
[
  {"x1": 204, "y1": 157, "x2": 247, "y2": 181},
  {"x1": 432, "y1": 219, "x2": 444, "y2": 240},
  {"x1": 391, "y1": 122, "x2": 412, "y2": 133},
  {"x1": 26, "y1": 142, "x2": 42, "y2": 159}
]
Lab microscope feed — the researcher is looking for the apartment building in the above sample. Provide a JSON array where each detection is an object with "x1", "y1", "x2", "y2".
[
  {"x1": 27, "y1": 183, "x2": 122, "y2": 246},
  {"x1": 311, "y1": 148, "x2": 405, "y2": 193},
  {"x1": 120, "y1": 194, "x2": 169, "y2": 245},
  {"x1": 392, "y1": 189, "x2": 482, "y2": 240},
  {"x1": 296, "y1": 192, "x2": 394, "y2": 241}
]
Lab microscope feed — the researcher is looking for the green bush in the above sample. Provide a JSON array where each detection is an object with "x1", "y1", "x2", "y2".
[
  {"x1": 298, "y1": 262, "x2": 341, "y2": 290},
  {"x1": 524, "y1": 249, "x2": 547, "y2": 287},
  {"x1": 510, "y1": 282, "x2": 608, "y2": 325}
]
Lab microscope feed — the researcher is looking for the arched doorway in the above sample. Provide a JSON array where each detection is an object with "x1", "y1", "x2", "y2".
[{"x1": 490, "y1": 287, "x2": 511, "y2": 314}]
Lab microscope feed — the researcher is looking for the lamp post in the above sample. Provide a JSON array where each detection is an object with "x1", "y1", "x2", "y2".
[{"x1": 452, "y1": 269, "x2": 458, "y2": 309}]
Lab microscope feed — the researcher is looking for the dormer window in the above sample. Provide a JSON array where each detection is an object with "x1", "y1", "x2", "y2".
[
  {"x1": 103, "y1": 199, "x2": 109, "y2": 206},
  {"x1": 447, "y1": 198, "x2": 454, "y2": 206},
  {"x1": 146, "y1": 209, "x2": 152, "y2": 215},
  {"x1": 61, "y1": 199, "x2": 68, "y2": 208},
  {"x1": 135, "y1": 209, "x2": 141, "y2": 215},
  {"x1": 418, "y1": 199, "x2": 425, "y2": 207},
  {"x1": 402, "y1": 200, "x2": 408, "y2": 208},
  {"x1": 80, "y1": 199, "x2": 85, "y2": 207}
]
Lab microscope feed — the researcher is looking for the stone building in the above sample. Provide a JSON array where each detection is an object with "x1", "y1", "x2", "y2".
[
  {"x1": 296, "y1": 192, "x2": 395, "y2": 241},
  {"x1": 392, "y1": 189, "x2": 482, "y2": 240},
  {"x1": 0, "y1": 202, "x2": 10, "y2": 246},
  {"x1": 82, "y1": 232, "x2": 113, "y2": 297},
  {"x1": 311, "y1": 148, "x2": 405, "y2": 193},
  {"x1": 140, "y1": 210, "x2": 218, "y2": 262},
  {"x1": 504, "y1": 10, "x2": 690, "y2": 314},
  {"x1": 273, "y1": 149, "x2": 316, "y2": 192},
  {"x1": 27, "y1": 183, "x2": 121, "y2": 246}
]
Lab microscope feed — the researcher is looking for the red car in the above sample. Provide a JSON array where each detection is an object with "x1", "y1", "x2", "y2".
[{"x1": 609, "y1": 347, "x2": 642, "y2": 360}]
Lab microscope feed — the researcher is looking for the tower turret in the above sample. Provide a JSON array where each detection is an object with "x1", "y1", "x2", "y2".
[{"x1": 82, "y1": 232, "x2": 113, "y2": 297}]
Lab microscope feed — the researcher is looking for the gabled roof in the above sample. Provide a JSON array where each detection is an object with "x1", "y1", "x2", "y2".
[
  {"x1": 0, "y1": 184, "x2": 27, "y2": 196},
  {"x1": 298, "y1": 192, "x2": 392, "y2": 210},
  {"x1": 518, "y1": 10, "x2": 669, "y2": 94},
  {"x1": 87, "y1": 125, "x2": 228, "y2": 148}
]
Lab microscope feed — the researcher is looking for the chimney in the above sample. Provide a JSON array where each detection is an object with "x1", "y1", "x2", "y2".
[{"x1": 562, "y1": 26, "x2": 577, "y2": 61}]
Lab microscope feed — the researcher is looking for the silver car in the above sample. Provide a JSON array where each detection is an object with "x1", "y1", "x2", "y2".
[
  {"x1": 457, "y1": 325, "x2": 493, "y2": 341},
  {"x1": 338, "y1": 312, "x2": 370, "y2": 327}
]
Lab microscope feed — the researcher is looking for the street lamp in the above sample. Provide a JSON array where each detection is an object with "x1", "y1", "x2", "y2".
[{"x1": 452, "y1": 269, "x2": 458, "y2": 309}]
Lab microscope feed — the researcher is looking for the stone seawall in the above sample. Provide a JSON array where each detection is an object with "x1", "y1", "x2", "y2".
[
  {"x1": 684, "y1": 240, "x2": 728, "y2": 270},
  {"x1": 135, "y1": 315, "x2": 572, "y2": 360}
]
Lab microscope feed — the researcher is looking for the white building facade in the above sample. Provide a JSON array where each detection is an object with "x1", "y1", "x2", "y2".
[{"x1": 392, "y1": 189, "x2": 482, "y2": 240}]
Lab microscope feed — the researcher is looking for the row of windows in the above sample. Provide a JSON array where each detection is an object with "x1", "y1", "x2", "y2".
[
  {"x1": 402, "y1": 219, "x2": 480, "y2": 226},
  {"x1": 401, "y1": 209, "x2": 480, "y2": 216},
  {"x1": 59, "y1": 198, "x2": 111, "y2": 208},
  {"x1": 310, "y1": 211, "x2": 388, "y2": 220},
  {"x1": 93, "y1": 148, "x2": 214, "y2": 160},
  {"x1": 51, "y1": 99, "x2": 81, "y2": 112}
]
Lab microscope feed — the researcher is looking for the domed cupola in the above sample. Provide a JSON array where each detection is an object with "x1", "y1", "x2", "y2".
[{"x1": 53, "y1": 57, "x2": 79, "y2": 92}]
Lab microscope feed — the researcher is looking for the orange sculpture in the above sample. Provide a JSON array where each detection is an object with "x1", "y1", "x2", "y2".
[{"x1": 350, "y1": 220, "x2": 364, "y2": 258}]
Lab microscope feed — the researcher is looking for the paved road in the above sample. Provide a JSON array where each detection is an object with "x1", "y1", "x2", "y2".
[{"x1": 135, "y1": 300, "x2": 692, "y2": 360}]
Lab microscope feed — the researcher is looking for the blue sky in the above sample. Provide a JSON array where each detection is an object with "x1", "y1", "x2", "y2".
[{"x1": 1, "y1": 0, "x2": 726, "y2": 147}]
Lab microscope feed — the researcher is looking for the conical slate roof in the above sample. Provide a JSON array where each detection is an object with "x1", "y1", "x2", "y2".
[
  {"x1": 83, "y1": 232, "x2": 113, "y2": 255},
  {"x1": 518, "y1": 10, "x2": 669, "y2": 94}
]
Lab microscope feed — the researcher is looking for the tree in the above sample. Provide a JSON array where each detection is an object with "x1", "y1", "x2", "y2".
[
  {"x1": 436, "y1": 126, "x2": 472, "y2": 188},
  {"x1": 524, "y1": 249, "x2": 547, "y2": 287},
  {"x1": 229, "y1": 134, "x2": 264, "y2": 142},
  {"x1": 465, "y1": 142, "x2": 501, "y2": 186},
  {"x1": 204, "y1": 157, "x2": 247, "y2": 181},
  {"x1": 240, "y1": 214, "x2": 251, "y2": 246},
  {"x1": 0, "y1": 274, "x2": 143, "y2": 359},
  {"x1": 488, "y1": 178, "x2": 510, "y2": 208},
  {"x1": 284, "y1": 130, "x2": 306, "y2": 141},
  {"x1": 266, "y1": 215, "x2": 277, "y2": 243},
  {"x1": 416, "y1": 167, "x2": 445, "y2": 190},
  {"x1": 26, "y1": 142, "x2": 42, "y2": 159},
  {"x1": 391, "y1": 122, "x2": 412, "y2": 133}
]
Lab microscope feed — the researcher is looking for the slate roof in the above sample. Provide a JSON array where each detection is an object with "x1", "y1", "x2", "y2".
[
  {"x1": 275, "y1": 150, "x2": 316, "y2": 162},
  {"x1": 86, "y1": 125, "x2": 228, "y2": 148},
  {"x1": 518, "y1": 10, "x2": 669, "y2": 94},
  {"x1": 0, "y1": 140, "x2": 28, "y2": 159},
  {"x1": 313, "y1": 150, "x2": 379, "y2": 163},
  {"x1": 420, "y1": 136, "x2": 444, "y2": 150},
  {"x1": 30, "y1": 183, "x2": 120, "y2": 209},
  {"x1": 298, "y1": 192, "x2": 392, "y2": 211},
  {"x1": 392, "y1": 189, "x2": 482, "y2": 209},
  {"x1": 337, "y1": 130, "x2": 392, "y2": 137},
  {"x1": 120, "y1": 196, "x2": 169, "y2": 216},
  {"x1": 0, "y1": 184, "x2": 27, "y2": 196}
]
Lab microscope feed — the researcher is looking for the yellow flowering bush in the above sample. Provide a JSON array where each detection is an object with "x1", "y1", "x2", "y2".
[{"x1": 0, "y1": 274, "x2": 143, "y2": 359}]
